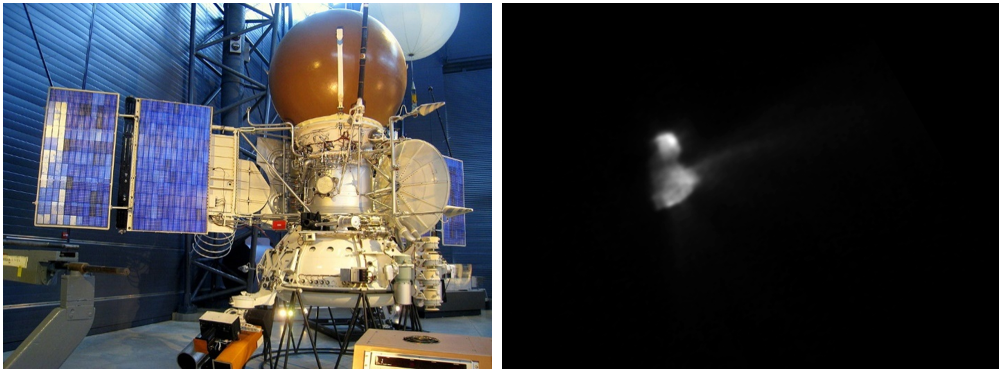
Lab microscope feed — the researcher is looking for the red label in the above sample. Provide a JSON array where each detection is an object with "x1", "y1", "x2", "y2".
[{"x1": 272, "y1": 220, "x2": 287, "y2": 230}]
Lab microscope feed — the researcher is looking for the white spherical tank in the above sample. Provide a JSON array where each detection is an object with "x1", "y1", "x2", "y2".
[{"x1": 367, "y1": 3, "x2": 461, "y2": 61}]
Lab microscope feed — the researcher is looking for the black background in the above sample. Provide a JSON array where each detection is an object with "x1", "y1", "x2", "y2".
[{"x1": 509, "y1": 4, "x2": 996, "y2": 369}]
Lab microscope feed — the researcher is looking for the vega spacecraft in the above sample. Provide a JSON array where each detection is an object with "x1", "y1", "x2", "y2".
[
  {"x1": 23, "y1": 4, "x2": 471, "y2": 369},
  {"x1": 223, "y1": 7, "x2": 469, "y2": 314}
]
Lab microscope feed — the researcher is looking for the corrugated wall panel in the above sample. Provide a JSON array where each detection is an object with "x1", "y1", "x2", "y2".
[
  {"x1": 440, "y1": 68, "x2": 493, "y2": 300},
  {"x1": 19, "y1": 3, "x2": 91, "y2": 89},
  {"x1": 4, "y1": 2, "x2": 57, "y2": 238},
  {"x1": 2, "y1": 3, "x2": 216, "y2": 352},
  {"x1": 445, "y1": 3, "x2": 492, "y2": 60},
  {"x1": 87, "y1": 4, "x2": 191, "y2": 101}
]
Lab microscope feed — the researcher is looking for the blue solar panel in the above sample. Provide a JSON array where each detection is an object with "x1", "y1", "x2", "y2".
[
  {"x1": 34, "y1": 88, "x2": 119, "y2": 229},
  {"x1": 442, "y1": 156, "x2": 467, "y2": 247},
  {"x1": 128, "y1": 99, "x2": 211, "y2": 234}
]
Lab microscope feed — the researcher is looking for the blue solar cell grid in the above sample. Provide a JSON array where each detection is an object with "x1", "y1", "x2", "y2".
[
  {"x1": 34, "y1": 88, "x2": 119, "y2": 229},
  {"x1": 442, "y1": 157, "x2": 467, "y2": 247},
  {"x1": 129, "y1": 99, "x2": 211, "y2": 234}
]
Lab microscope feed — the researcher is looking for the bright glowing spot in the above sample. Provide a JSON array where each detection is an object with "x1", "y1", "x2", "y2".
[
  {"x1": 650, "y1": 132, "x2": 698, "y2": 210},
  {"x1": 655, "y1": 132, "x2": 680, "y2": 157}
]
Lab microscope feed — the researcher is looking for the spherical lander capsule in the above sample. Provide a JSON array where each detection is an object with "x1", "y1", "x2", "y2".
[{"x1": 269, "y1": 9, "x2": 407, "y2": 126}]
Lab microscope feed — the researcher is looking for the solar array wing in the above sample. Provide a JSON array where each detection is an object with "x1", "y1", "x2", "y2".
[
  {"x1": 34, "y1": 88, "x2": 119, "y2": 229},
  {"x1": 126, "y1": 99, "x2": 211, "y2": 234},
  {"x1": 442, "y1": 156, "x2": 467, "y2": 247}
]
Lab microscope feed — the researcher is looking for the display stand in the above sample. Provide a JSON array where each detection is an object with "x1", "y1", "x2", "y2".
[
  {"x1": 333, "y1": 288, "x2": 388, "y2": 369},
  {"x1": 390, "y1": 304, "x2": 424, "y2": 332},
  {"x1": 272, "y1": 291, "x2": 322, "y2": 369},
  {"x1": 259, "y1": 288, "x2": 393, "y2": 369}
]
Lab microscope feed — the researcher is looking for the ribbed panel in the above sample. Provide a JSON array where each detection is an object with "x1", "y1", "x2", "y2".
[
  {"x1": 2, "y1": 3, "x2": 217, "y2": 350},
  {"x1": 87, "y1": 4, "x2": 191, "y2": 101},
  {"x1": 4, "y1": 3, "x2": 64, "y2": 237},
  {"x1": 446, "y1": 3, "x2": 492, "y2": 60},
  {"x1": 17, "y1": 4, "x2": 90, "y2": 88},
  {"x1": 439, "y1": 69, "x2": 493, "y2": 299}
]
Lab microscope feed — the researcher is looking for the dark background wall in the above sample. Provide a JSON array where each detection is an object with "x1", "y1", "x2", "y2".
[
  {"x1": 510, "y1": 4, "x2": 995, "y2": 369},
  {"x1": 3, "y1": 2, "x2": 493, "y2": 352},
  {"x1": 3, "y1": 3, "x2": 222, "y2": 352}
]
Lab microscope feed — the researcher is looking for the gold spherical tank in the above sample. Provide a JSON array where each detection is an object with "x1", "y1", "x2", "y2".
[{"x1": 270, "y1": 9, "x2": 407, "y2": 125}]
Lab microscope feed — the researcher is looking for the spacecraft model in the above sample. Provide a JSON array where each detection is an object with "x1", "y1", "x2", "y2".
[
  {"x1": 24, "y1": 5, "x2": 470, "y2": 369},
  {"x1": 221, "y1": 7, "x2": 471, "y2": 316}
]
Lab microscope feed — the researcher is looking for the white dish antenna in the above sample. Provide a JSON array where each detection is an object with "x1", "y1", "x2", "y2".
[{"x1": 375, "y1": 139, "x2": 450, "y2": 238}]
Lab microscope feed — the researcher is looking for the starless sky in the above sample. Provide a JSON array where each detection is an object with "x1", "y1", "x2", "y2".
[{"x1": 510, "y1": 4, "x2": 996, "y2": 369}]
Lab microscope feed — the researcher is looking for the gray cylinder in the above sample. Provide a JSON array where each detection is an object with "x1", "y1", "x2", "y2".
[
  {"x1": 177, "y1": 341, "x2": 209, "y2": 369},
  {"x1": 393, "y1": 263, "x2": 414, "y2": 305},
  {"x1": 393, "y1": 280, "x2": 412, "y2": 305}
]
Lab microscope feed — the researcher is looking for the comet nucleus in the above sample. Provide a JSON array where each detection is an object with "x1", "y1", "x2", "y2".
[{"x1": 650, "y1": 132, "x2": 698, "y2": 210}]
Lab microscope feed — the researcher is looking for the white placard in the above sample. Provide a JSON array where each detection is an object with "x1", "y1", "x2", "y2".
[{"x1": 3, "y1": 254, "x2": 28, "y2": 268}]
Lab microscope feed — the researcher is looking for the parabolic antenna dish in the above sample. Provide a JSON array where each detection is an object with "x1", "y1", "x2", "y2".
[{"x1": 375, "y1": 139, "x2": 450, "y2": 237}]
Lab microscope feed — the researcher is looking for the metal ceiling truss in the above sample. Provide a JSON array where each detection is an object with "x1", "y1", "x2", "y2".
[{"x1": 180, "y1": 3, "x2": 293, "y2": 313}]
